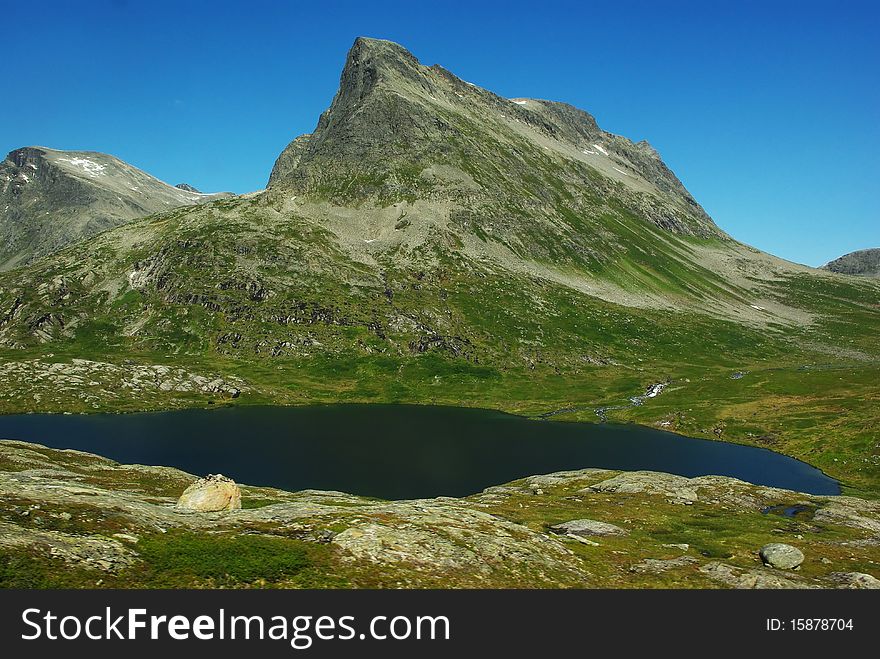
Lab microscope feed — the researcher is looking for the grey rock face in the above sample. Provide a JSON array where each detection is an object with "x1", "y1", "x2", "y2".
[
  {"x1": 759, "y1": 543, "x2": 804, "y2": 569},
  {"x1": 550, "y1": 518, "x2": 628, "y2": 537},
  {"x1": 175, "y1": 183, "x2": 201, "y2": 193},
  {"x1": 0, "y1": 147, "x2": 230, "y2": 270},
  {"x1": 822, "y1": 248, "x2": 880, "y2": 277}
]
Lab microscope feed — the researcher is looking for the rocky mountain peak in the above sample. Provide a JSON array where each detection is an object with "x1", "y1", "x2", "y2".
[
  {"x1": 267, "y1": 37, "x2": 720, "y2": 238},
  {"x1": 8, "y1": 146, "x2": 46, "y2": 169},
  {"x1": 338, "y1": 37, "x2": 425, "y2": 99}
]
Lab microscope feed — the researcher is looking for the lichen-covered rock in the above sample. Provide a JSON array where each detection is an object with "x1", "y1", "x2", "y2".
[
  {"x1": 587, "y1": 471, "x2": 701, "y2": 503},
  {"x1": 699, "y1": 562, "x2": 812, "y2": 589},
  {"x1": 812, "y1": 498, "x2": 880, "y2": 534},
  {"x1": 629, "y1": 556, "x2": 698, "y2": 574},
  {"x1": 0, "y1": 521, "x2": 135, "y2": 572},
  {"x1": 330, "y1": 501, "x2": 590, "y2": 586},
  {"x1": 759, "y1": 543, "x2": 804, "y2": 569},
  {"x1": 828, "y1": 572, "x2": 880, "y2": 589},
  {"x1": 549, "y1": 518, "x2": 628, "y2": 537},
  {"x1": 177, "y1": 474, "x2": 241, "y2": 512}
]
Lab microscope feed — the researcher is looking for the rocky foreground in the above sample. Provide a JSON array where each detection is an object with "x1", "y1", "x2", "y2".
[{"x1": 1, "y1": 439, "x2": 878, "y2": 589}]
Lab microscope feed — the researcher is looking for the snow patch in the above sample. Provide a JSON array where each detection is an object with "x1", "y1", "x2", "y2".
[
  {"x1": 612, "y1": 167, "x2": 631, "y2": 177},
  {"x1": 581, "y1": 149, "x2": 596, "y2": 155},
  {"x1": 511, "y1": 99, "x2": 528, "y2": 105},
  {"x1": 58, "y1": 157, "x2": 107, "y2": 178},
  {"x1": 750, "y1": 304, "x2": 766, "y2": 311},
  {"x1": 593, "y1": 144, "x2": 609, "y2": 156}
]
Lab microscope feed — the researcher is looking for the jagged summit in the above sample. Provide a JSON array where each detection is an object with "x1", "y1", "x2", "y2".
[
  {"x1": 269, "y1": 37, "x2": 719, "y2": 238},
  {"x1": 0, "y1": 146, "x2": 229, "y2": 270},
  {"x1": 341, "y1": 36, "x2": 425, "y2": 93}
]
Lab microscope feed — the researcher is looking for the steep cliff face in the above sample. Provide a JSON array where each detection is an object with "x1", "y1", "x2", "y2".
[
  {"x1": 0, "y1": 147, "x2": 230, "y2": 270},
  {"x1": 269, "y1": 37, "x2": 720, "y2": 239}
]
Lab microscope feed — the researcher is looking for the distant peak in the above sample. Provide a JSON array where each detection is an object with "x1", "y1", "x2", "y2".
[{"x1": 175, "y1": 183, "x2": 201, "y2": 193}]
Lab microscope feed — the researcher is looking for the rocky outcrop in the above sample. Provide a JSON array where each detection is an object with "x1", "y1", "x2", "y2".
[
  {"x1": 330, "y1": 502, "x2": 587, "y2": 584},
  {"x1": 699, "y1": 562, "x2": 813, "y2": 589},
  {"x1": 177, "y1": 474, "x2": 242, "y2": 512},
  {"x1": 550, "y1": 518, "x2": 629, "y2": 537},
  {"x1": 828, "y1": 572, "x2": 880, "y2": 589},
  {"x1": 0, "y1": 359, "x2": 245, "y2": 409},
  {"x1": 629, "y1": 556, "x2": 698, "y2": 574},
  {"x1": 0, "y1": 520, "x2": 135, "y2": 572}
]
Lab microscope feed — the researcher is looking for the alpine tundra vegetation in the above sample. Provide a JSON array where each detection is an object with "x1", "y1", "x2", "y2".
[{"x1": 0, "y1": 38, "x2": 878, "y2": 588}]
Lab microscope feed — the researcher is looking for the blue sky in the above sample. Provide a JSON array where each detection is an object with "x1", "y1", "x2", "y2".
[{"x1": 1, "y1": 0, "x2": 877, "y2": 266}]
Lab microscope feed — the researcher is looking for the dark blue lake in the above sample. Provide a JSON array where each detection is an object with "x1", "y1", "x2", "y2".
[{"x1": 0, "y1": 404, "x2": 839, "y2": 499}]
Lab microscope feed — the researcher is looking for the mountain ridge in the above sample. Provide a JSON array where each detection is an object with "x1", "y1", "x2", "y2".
[
  {"x1": 0, "y1": 146, "x2": 231, "y2": 270},
  {"x1": 822, "y1": 248, "x2": 880, "y2": 277}
]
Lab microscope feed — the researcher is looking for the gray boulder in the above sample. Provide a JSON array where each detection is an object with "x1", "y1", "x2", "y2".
[{"x1": 759, "y1": 543, "x2": 804, "y2": 569}]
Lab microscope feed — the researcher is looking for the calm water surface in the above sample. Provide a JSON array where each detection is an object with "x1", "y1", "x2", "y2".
[{"x1": 0, "y1": 404, "x2": 839, "y2": 499}]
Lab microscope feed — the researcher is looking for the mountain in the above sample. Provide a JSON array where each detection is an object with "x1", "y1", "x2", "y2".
[
  {"x1": 0, "y1": 38, "x2": 878, "y2": 492},
  {"x1": 822, "y1": 248, "x2": 880, "y2": 277},
  {"x1": 0, "y1": 146, "x2": 230, "y2": 270},
  {"x1": 270, "y1": 37, "x2": 720, "y2": 239}
]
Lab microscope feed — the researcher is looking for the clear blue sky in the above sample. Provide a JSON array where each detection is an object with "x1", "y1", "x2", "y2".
[{"x1": 1, "y1": 0, "x2": 877, "y2": 266}]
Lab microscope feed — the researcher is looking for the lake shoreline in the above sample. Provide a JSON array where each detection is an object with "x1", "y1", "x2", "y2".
[{"x1": 0, "y1": 402, "x2": 839, "y2": 499}]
